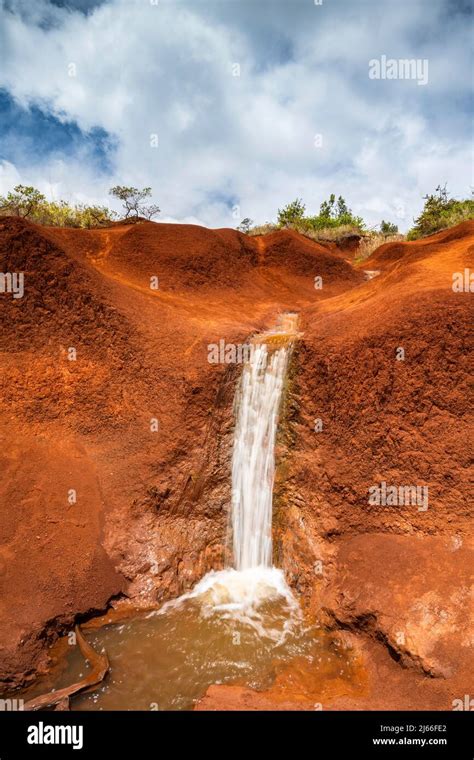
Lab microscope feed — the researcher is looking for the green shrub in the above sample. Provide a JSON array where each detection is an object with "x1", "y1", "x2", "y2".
[
  {"x1": 35, "y1": 200, "x2": 115, "y2": 228},
  {"x1": 0, "y1": 185, "x2": 46, "y2": 218},
  {"x1": 380, "y1": 220, "x2": 399, "y2": 235},
  {"x1": 407, "y1": 185, "x2": 474, "y2": 240},
  {"x1": 276, "y1": 194, "x2": 365, "y2": 235},
  {"x1": 277, "y1": 198, "x2": 306, "y2": 227}
]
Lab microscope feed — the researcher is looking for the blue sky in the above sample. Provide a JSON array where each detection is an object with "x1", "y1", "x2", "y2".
[
  {"x1": 0, "y1": 89, "x2": 115, "y2": 172},
  {"x1": 0, "y1": 0, "x2": 472, "y2": 228}
]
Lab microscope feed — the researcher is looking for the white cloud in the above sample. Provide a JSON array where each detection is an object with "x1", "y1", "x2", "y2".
[{"x1": 0, "y1": 0, "x2": 472, "y2": 230}]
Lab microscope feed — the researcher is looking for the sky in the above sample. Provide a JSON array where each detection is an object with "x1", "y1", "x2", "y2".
[{"x1": 0, "y1": 0, "x2": 472, "y2": 230}]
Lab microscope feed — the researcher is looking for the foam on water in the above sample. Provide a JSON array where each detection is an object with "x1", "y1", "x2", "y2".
[{"x1": 151, "y1": 566, "x2": 300, "y2": 642}]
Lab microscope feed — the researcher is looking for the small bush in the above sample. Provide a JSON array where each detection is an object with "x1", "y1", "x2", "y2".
[
  {"x1": 380, "y1": 220, "x2": 399, "y2": 235},
  {"x1": 277, "y1": 198, "x2": 306, "y2": 227},
  {"x1": 305, "y1": 194, "x2": 365, "y2": 232},
  {"x1": 407, "y1": 185, "x2": 474, "y2": 240}
]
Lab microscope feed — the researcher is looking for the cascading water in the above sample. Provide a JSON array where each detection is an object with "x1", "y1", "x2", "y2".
[
  {"x1": 163, "y1": 312, "x2": 299, "y2": 612},
  {"x1": 231, "y1": 340, "x2": 292, "y2": 570}
]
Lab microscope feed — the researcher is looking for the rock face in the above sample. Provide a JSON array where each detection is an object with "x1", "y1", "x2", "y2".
[
  {"x1": 271, "y1": 222, "x2": 474, "y2": 710},
  {"x1": 0, "y1": 215, "x2": 472, "y2": 708}
]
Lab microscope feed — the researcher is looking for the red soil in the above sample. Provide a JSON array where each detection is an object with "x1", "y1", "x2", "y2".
[{"x1": 0, "y1": 216, "x2": 472, "y2": 709}]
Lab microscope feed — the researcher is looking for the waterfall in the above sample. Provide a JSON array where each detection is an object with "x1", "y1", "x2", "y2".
[
  {"x1": 157, "y1": 314, "x2": 299, "y2": 618},
  {"x1": 231, "y1": 315, "x2": 297, "y2": 571}
]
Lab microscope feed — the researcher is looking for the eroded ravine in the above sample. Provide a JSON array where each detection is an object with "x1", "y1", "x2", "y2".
[
  {"x1": 3, "y1": 220, "x2": 472, "y2": 711},
  {"x1": 18, "y1": 313, "x2": 360, "y2": 711}
]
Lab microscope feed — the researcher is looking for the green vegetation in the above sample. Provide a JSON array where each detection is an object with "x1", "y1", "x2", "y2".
[
  {"x1": 0, "y1": 184, "x2": 115, "y2": 227},
  {"x1": 253, "y1": 185, "x2": 473, "y2": 248},
  {"x1": 273, "y1": 194, "x2": 366, "y2": 243},
  {"x1": 108, "y1": 186, "x2": 160, "y2": 220},
  {"x1": 277, "y1": 194, "x2": 365, "y2": 233},
  {"x1": 0, "y1": 185, "x2": 115, "y2": 228},
  {"x1": 2, "y1": 182, "x2": 472, "y2": 237},
  {"x1": 0, "y1": 184, "x2": 162, "y2": 227},
  {"x1": 406, "y1": 185, "x2": 474, "y2": 240},
  {"x1": 314, "y1": 194, "x2": 365, "y2": 231},
  {"x1": 0, "y1": 185, "x2": 46, "y2": 218},
  {"x1": 277, "y1": 198, "x2": 306, "y2": 227},
  {"x1": 380, "y1": 220, "x2": 399, "y2": 235}
]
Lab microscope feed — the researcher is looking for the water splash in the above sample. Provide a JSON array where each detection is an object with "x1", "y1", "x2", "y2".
[{"x1": 154, "y1": 566, "x2": 299, "y2": 643}]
